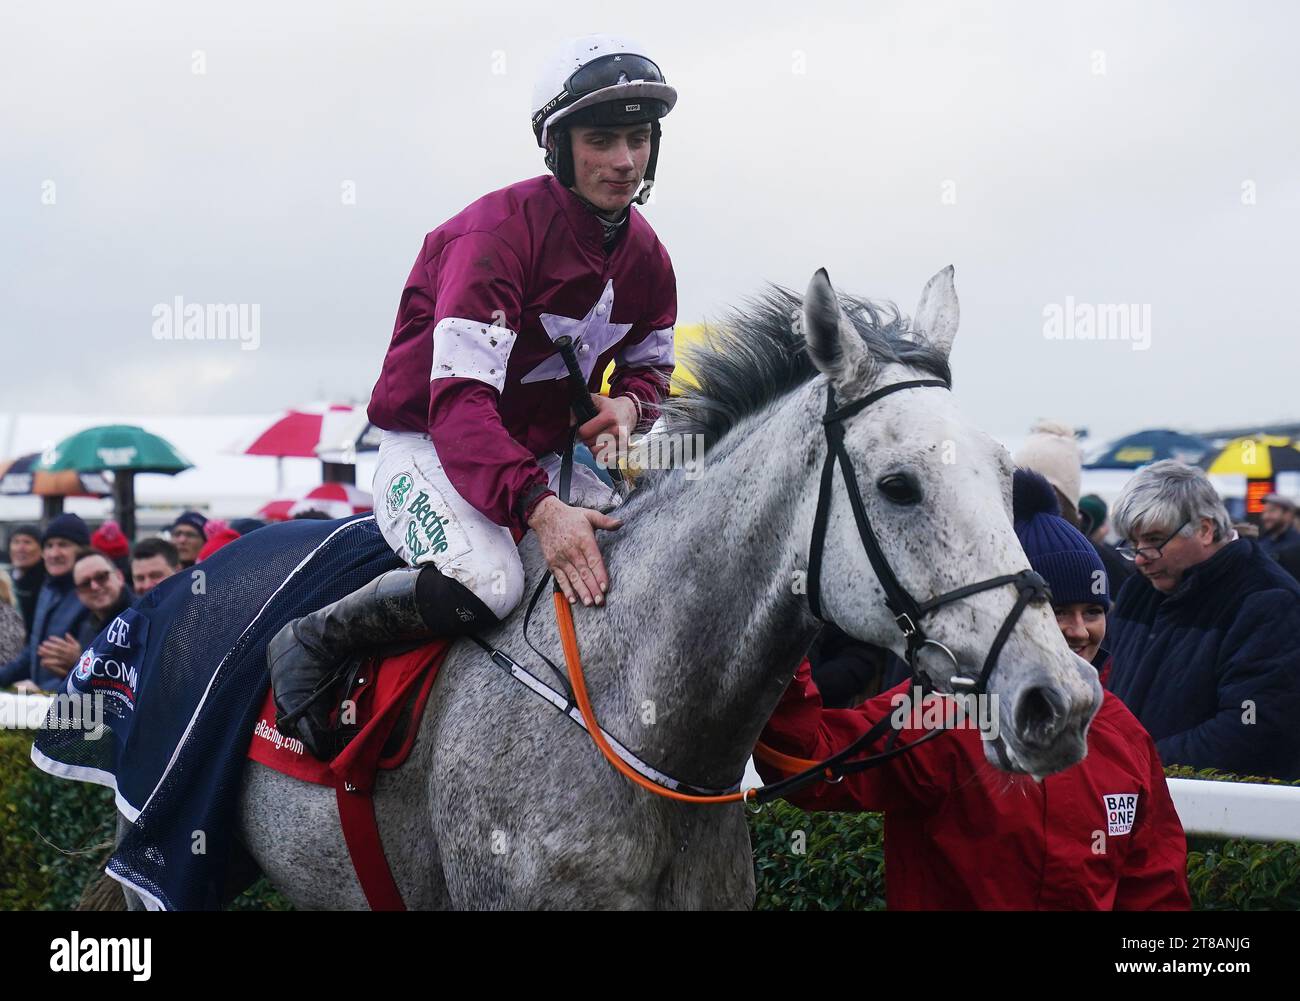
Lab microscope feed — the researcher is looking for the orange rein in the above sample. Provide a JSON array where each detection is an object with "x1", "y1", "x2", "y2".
[
  {"x1": 553, "y1": 591, "x2": 768, "y2": 805},
  {"x1": 552, "y1": 592, "x2": 839, "y2": 801}
]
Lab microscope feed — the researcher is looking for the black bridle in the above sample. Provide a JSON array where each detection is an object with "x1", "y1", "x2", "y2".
[{"x1": 754, "y1": 378, "x2": 1051, "y2": 805}]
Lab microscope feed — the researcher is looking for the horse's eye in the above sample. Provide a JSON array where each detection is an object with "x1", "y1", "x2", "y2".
[{"x1": 877, "y1": 473, "x2": 920, "y2": 505}]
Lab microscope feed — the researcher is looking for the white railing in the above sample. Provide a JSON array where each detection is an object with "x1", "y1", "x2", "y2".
[
  {"x1": 8, "y1": 712, "x2": 1299, "y2": 843},
  {"x1": 1168, "y1": 778, "x2": 1300, "y2": 842}
]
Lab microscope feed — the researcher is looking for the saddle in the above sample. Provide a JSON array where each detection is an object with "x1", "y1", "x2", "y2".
[
  {"x1": 249, "y1": 639, "x2": 449, "y2": 788},
  {"x1": 248, "y1": 639, "x2": 451, "y2": 911}
]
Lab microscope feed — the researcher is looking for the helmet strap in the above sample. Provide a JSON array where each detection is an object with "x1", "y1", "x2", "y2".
[
  {"x1": 632, "y1": 120, "x2": 661, "y2": 205},
  {"x1": 551, "y1": 129, "x2": 576, "y2": 188}
]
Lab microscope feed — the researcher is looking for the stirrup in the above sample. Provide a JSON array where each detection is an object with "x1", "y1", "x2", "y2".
[{"x1": 274, "y1": 656, "x2": 355, "y2": 732}]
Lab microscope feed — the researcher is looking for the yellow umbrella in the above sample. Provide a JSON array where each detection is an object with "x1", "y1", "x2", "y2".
[
  {"x1": 1205, "y1": 435, "x2": 1300, "y2": 477},
  {"x1": 1205, "y1": 434, "x2": 1300, "y2": 516},
  {"x1": 600, "y1": 323, "x2": 709, "y2": 396}
]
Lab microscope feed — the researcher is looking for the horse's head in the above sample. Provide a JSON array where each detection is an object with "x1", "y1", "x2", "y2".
[{"x1": 800, "y1": 266, "x2": 1101, "y2": 777}]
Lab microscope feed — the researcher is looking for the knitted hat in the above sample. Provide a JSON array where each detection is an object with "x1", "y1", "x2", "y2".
[
  {"x1": 1077, "y1": 494, "x2": 1107, "y2": 535},
  {"x1": 6, "y1": 523, "x2": 41, "y2": 546},
  {"x1": 1012, "y1": 469, "x2": 1110, "y2": 610},
  {"x1": 228, "y1": 518, "x2": 266, "y2": 536},
  {"x1": 196, "y1": 526, "x2": 241, "y2": 562},
  {"x1": 169, "y1": 510, "x2": 208, "y2": 539},
  {"x1": 41, "y1": 513, "x2": 91, "y2": 547},
  {"x1": 1014, "y1": 420, "x2": 1082, "y2": 523},
  {"x1": 91, "y1": 520, "x2": 131, "y2": 559}
]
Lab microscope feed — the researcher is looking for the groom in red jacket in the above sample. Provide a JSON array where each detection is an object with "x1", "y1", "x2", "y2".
[{"x1": 758, "y1": 470, "x2": 1191, "y2": 910}]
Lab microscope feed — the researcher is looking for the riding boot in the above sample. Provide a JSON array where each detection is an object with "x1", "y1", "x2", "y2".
[{"x1": 267, "y1": 565, "x2": 497, "y2": 759}]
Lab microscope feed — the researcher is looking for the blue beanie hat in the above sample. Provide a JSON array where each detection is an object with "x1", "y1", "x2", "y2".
[
  {"x1": 1012, "y1": 469, "x2": 1110, "y2": 610},
  {"x1": 170, "y1": 510, "x2": 208, "y2": 539},
  {"x1": 7, "y1": 523, "x2": 41, "y2": 546},
  {"x1": 41, "y1": 513, "x2": 90, "y2": 547}
]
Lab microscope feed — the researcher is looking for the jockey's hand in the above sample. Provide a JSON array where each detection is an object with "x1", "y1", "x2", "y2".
[
  {"x1": 576, "y1": 394, "x2": 637, "y2": 468},
  {"x1": 527, "y1": 495, "x2": 623, "y2": 607}
]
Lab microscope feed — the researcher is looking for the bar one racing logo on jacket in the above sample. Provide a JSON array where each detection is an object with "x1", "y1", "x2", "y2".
[
  {"x1": 1103, "y1": 792, "x2": 1138, "y2": 836},
  {"x1": 49, "y1": 931, "x2": 151, "y2": 981}
]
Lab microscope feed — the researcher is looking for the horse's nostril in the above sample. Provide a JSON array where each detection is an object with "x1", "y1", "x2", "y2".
[{"x1": 1014, "y1": 684, "x2": 1068, "y2": 749}]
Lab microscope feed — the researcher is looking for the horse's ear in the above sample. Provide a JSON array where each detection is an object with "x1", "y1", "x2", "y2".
[
  {"x1": 913, "y1": 265, "x2": 960, "y2": 359},
  {"x1": 802, "y1": 268, "x2": 872, "y2": 388}
]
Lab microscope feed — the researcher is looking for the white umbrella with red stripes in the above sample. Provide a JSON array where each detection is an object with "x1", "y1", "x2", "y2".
[
  {"x1": 236, "y1": 403, "x2": 360, "y2": 458},
  {"x1": 258, "y1": 482, "x2": 374, "y2": 522},
  {"x1": 231, "y1": 402, "x2": 377, "y2": 493}
]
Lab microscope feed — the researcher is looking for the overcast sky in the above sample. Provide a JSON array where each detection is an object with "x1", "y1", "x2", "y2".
[{"x1": 2, "y1": 0, "x2": 1296, "y2": 444}]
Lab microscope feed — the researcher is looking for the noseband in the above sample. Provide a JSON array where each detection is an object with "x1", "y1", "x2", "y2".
[{"x1": 805, "y1": 378, "x2": 1051, "y2": 698}]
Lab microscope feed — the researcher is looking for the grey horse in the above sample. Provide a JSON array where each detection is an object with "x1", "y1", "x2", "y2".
[{"x1": 193, "y1": 267, "x2": 1097, "y2": 910}]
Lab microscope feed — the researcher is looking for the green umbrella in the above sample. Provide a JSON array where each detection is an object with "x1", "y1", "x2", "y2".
[
  {"x1": 36, "y1": 425, "x2": 193, "y2": 539},
  {"x1": 37, "y1": 424, "x2": 192, "y2": 474}
]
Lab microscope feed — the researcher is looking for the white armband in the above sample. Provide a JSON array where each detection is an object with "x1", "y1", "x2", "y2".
[{"x1": 430, "y1": 317, "x2": 517, "y2": 393}]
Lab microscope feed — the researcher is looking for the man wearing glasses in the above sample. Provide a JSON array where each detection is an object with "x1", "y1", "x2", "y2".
[
  {"x1": 167, "y1": 511, "x2": 208, "y2": 569},
  {"x1": 268, "y1": 35, "x2": 679, "y2": 757},
  {"x1": 36, "y1": 551, "x2": 137, "y2": 680},
  {"x1": 1106, "y1": 460, "x2": 1300, "y2": 780}
]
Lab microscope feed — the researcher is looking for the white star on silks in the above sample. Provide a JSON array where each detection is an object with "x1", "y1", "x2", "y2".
[{"x1": 520, "y1": 278, "x2": 633, "y2": 385}]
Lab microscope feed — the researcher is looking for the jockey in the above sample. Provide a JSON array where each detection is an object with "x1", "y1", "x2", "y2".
[{"x1": 267, "y1": 35, "x2": 679, "y2": 758}]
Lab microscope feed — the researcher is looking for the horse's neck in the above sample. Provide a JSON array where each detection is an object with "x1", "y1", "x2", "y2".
[{"x1": 580, "y1": 384, "x2": 825, "y2": 789}]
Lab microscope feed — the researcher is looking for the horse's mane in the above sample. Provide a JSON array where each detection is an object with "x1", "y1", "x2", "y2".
[{"x1": 658, "y1": 285, "x2": 952, "y2": 453}]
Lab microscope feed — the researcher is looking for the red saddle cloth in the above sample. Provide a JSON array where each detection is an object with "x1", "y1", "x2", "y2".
[{"x1": 247, "y1": 639, "x2": 451, "y2": 909}]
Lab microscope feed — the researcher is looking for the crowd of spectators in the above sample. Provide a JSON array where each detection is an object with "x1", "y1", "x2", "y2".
[{"x1": 0, "y1": 509, "x2": 273, "y2": 693}]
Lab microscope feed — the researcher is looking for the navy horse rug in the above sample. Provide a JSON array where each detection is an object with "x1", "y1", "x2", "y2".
[{"x1": 30, "y1": 515, "x2": 403, "y2": 910}]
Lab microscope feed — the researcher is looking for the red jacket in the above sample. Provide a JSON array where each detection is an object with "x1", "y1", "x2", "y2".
[{"x1": 757, "y1": 660, "x2": 1191, "y2": 910}]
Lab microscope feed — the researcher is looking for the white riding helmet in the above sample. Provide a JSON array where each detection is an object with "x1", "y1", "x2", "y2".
[{"x1": 530, "y1": 34, "x2": 677, "y2": 203}]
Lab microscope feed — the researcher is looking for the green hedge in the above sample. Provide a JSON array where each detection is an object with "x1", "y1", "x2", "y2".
[
  {"x1": 3, "y1": 728, "x2": 1298, "y2": 910},
  {"x1": 0, "y1": 730, "x2": 290, "y2": 911},
  {"x1": 0, "y1": 730, "x2": 116, "y2": 910},
  {"x1": 1163, "y1": 765, "x2": 1300, "y2": 911}
]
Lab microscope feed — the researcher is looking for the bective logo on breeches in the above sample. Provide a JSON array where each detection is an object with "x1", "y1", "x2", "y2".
[
  {"x1": 404, "y1": 490, "x2": 451, "y2": 560},
  {"x1": 386, "y1": 472, "x2": 414, "y2": 518}
]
